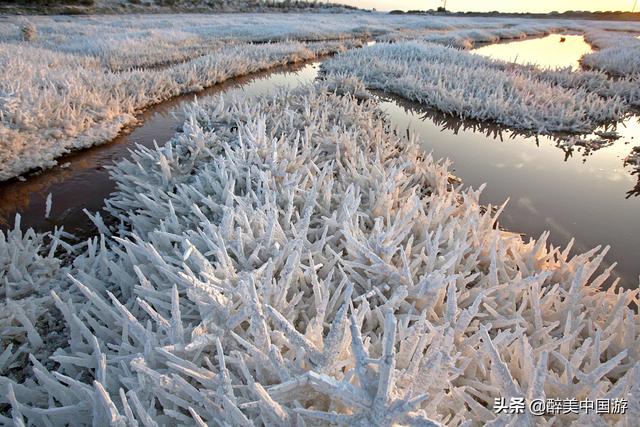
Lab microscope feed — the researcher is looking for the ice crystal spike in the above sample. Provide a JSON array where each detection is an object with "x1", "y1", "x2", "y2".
[{"x1": 1, "y1": 77, "x2": 638, "y2": 425}]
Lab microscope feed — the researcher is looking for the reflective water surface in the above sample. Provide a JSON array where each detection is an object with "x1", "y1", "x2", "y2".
[
  {"x1": 0, "y1": 61, "x2": 321, "y2": 238},
  {"x1": 382, "y1": 97, "x2": 639, "y2": 287},
  {"x1": 472, "y1": 34, "x2": 592, "y2": 70}
]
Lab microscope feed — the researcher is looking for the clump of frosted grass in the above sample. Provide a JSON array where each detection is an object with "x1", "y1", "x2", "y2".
[
  {"x1": 323, "y1": 41, "x2": 639, "y2": 134},
  {"x1": 0, "y1": 38, "x2": 359, "y2": 181},
  {"x1": 0, "y1": 82, "x2": 637, "y2": 426},
  {"x1": 20, "y1": 21, "x2": 36, "y2": 42},
  {"x1": 582, "y1": 30, "x2": 640, "y2": 77},
  {"x1": 0, "y1": 215, "x2": 72, "y2": 383}
]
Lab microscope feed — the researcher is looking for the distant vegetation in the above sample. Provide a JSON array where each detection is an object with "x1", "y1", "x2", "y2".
[
  {"x1": 389, "y1": 9, "x2": 640, "y2": 21},
  {"x1": 0, "y1": 0, "x2": 360, "y2": 14},
  {"x1": 1, "y1": 0, "x2": 96, "y2": 6}
]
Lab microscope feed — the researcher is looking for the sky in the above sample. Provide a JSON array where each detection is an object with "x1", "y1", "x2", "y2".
[{"x1": 335, "y1": 0, "x2": 638, "y2": 13}]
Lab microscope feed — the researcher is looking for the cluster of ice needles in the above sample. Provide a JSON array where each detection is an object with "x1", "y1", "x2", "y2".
[{"x1": 0, "y1": 81, "x2": 638, "y2": 426}]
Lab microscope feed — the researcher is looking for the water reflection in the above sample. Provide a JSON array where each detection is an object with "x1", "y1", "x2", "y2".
[
  {"x1": 381, "y1": 96, "x2": 639, "y2": 287},
  {"x1": 0, "y1": 61, "x2": 321, "y2": 239},
  {"x1": 472, "y1": 34, "x2": 592, "y2": 70}
]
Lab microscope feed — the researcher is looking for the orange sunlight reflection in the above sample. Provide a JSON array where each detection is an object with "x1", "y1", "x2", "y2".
[{"x1": 472, "y1": 34, "x2": 592, "y2": 71}]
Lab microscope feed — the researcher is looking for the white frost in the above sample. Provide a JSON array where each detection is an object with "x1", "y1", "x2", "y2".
[
  {"x1": 323, "y1": 40, "x2": 640, "y2": 134},
  {"x1": 582, "y1": 29, "x2": 640, "y2": 77},
  {"x1": 1, "y1": 82, "x2": 637, "y2": 426}
]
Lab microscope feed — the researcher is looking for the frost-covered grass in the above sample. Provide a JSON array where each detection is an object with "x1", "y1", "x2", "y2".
[
  {"x1": 0, "y1": 14, "x2": 562, "y2": 73},
  {"x1": 1, "y1": 82, "x2": 638, "y2": 425},
  {"x1": 0, "y1": 12, "x2": 511, "y2": 182},
  {"x1": 2, "y1": 13, "x2": 640, "y2": 181},
  {"x1": 380, "y1": 22, "x2": 568, "y2": 49},
  {"x1": 323, "y1": 41, "x2": 640, "y2": 134},
  {"x1": 581, "y1": 29, "x2": 640, "y2": 77},
  {"x1": 0, "y1": 39, "x2": 358, "y2": 181},
  {"x1": 0, "y1": 216, "x2": 72, "y2": 383}
]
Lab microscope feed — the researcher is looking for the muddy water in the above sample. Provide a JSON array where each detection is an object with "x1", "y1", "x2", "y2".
[
  {"x1": 0, "y1": 61, "x2": 321, "y2": 238},
  {"x1": 382, "y1": 98, "x2": 639, "y2": 287},
  {"x1": 472, "y1": 34, "x2": 592, "y2": 70}
]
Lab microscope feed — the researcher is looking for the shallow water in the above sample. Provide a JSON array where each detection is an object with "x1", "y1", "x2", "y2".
[
  {"x1": 0, "y1": 61, "x2": 321, "y2": 238},
  {"x1": 382, "y1": 97, "x2": 639, "y2": 287},
  {"x1": 472, "y1": 34, "x2": 592, "y2": 70}
]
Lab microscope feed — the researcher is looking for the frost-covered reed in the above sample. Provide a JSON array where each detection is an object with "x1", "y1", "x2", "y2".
[
  {"x1": 0, "y1": 39, "x2": 358, "y2": 181},
  {"x1": 1, "y1": 82, "x2": 637, "y2": 425},
  {"x1": 2, "y1": 13, "x2": 640, "y2": 182},
  {"x1": 581, "y1": 29, "x2": 640, "y2": 77},
  {"x1": 323, "y1": 41, "x2": 640, "y2": 134}
]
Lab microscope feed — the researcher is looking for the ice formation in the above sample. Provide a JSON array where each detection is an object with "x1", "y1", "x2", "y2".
[
  {"x1": 582, "y1": 29, "x2": 640, "y2": 77},
  {"x1": 1, "y1": 82, "x2": 638, "y2": 425},
  {"x1": 323, "y1": 40, "x2": 640, "y2": 134},
  {"x1": 2, "y1": 13, "x2": 640, "y2": 181},
  {"x1": 0, "y1": 38, "x2": 360, "y2": 181},
  {"x1": 0, "y1": 216, "x2": 72, "y2": 383}
]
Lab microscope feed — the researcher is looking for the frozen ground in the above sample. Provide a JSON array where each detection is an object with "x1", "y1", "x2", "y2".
[
  {"x1": 1, "y1": 81, "x2": 638, "y2": 426},
  {"x1": 322, "y1": 40, "x2": 640, "y2": 134},
  {"x1": 1, "y1": 13, "x2": 640, "y2": 181},
  {"x1": 582, "y1": 29, "x2": 640, "y2": 77}
]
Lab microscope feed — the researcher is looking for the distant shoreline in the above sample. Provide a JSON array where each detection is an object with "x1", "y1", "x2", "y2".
[{"x1": 390, "y1": 10, "x2": 640, "y2": 22}]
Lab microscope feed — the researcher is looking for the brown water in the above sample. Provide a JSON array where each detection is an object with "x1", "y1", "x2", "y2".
[
  {"x1": 0, "y1": 61, "x2": 321, "y2": 238},
  {"x1": 472, "y1": 34, "x2": 592, "y2": 70}
]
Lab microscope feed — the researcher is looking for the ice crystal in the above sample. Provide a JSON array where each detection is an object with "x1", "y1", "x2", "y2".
[
  {"x1": 0, "y1": 82, "x2": 637, "y2": 426},
  {"x1": 323, "y1": 41, "x2": 640, "y2": 134}
]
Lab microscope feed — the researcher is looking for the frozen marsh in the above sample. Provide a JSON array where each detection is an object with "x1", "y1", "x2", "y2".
[
  {"x1": 1, "y1": 80, "x2": 639, "y2": 426},
  {"x1": 322, "y1": 40, "x2": 640, "y2": 134},
  {"x1": 1, "y1": 11, "x2": 640, "y2": 426},
  {"x1": 1, "y1": 13, "x2": 640, "y2": 180},
  {"x1": 0, "y1": 12, "x2": 553, "y2": 181}
]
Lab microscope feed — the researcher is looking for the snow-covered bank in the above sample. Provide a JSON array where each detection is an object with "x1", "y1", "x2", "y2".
[
  {"x1": 380, "y1": 22, "x2": 567, "y2": 49},
  {"x1": 0, "y1": 39, "x2": 358, "y2": 181},
  {"x1": 323, "y1": 41, "x2": 640, "y2": 134},
  {"x1": 581, "y1": 29, "x2": 640, "y2": 77},
  {"x1": 1, "y1": 82, "x2": 638, "y2": 425}
]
